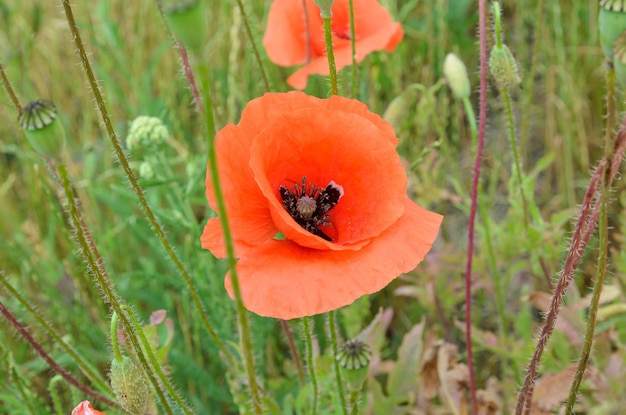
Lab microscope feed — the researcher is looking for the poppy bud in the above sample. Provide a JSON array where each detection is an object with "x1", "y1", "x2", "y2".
[
  {"x1": 110, "y1": 356, "x2": 151, "y2": 414},
  {"x1": 443, "y1": 53, "x2": 471, "y2": 100},
  {"x1": 161, "y1": 0, "x2": 207, "y2": 56},
  {"x1": 383, "y1": 94, "x2": 408, "y2": 131},
  {"x1": 599, "y1": 0, "x2": 626, "y2": 62},
  {"x1": 488, "y1": 44, "x2": 521, "y2": 91},
  {"x1": 126, "y1": 115, "x2": 169, "y2": 152},
  {"x1": 336, "y1": 339, "x2": 371, "y2": 392},
  {"x1": 18, "y1": 100, "x2": 66, "y2": 159},
  {"x1": 313, "y1": 0, "x2": 334, "y2": 19}
]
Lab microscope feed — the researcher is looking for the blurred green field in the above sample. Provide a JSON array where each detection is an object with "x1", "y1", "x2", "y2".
[{"x1": 1, "y1": 0, "x2": 625, "y2": 414}]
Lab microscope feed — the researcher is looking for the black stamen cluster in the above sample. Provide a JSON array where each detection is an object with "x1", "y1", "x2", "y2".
[{"x1": 279, "y1": 176, "x2": 343, "y2": 241}]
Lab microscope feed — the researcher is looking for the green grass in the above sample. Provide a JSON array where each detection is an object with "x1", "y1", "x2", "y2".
[{"x1": 1, "y1": 0, "x2": 625, "y2": 414}]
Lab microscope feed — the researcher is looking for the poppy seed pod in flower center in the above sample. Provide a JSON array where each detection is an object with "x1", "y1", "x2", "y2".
[{"x1": 201, "y1": 92, "x2": 442, "y2": 319}]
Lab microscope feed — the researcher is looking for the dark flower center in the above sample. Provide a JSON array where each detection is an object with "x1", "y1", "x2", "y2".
[{"x1": 279, "y1": 176, "x2": 343, "y2": 241}]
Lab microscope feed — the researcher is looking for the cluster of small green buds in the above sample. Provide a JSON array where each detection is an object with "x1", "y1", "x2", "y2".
[
  {"x1": 126, "y1": 115, "x2": 169, "y2": 152},
  {"x1": 161, "y1": 0, "x2": 207, "y2": 56},
  {"x1": 443, "y1": 53, "x2": 471, "y2": 100},
  {"x1": 599, "y1": 0, "x2": 626, "y2": 62},
  {"x1": 110, "y1": 356, "x2": 151, "y2": 415},
  {"x1": 314, "y1": 0, "x2": 334, "y2": 18},
  {"x1": 18, "y1": 100, "x2": 66, "y2": 159},
  {"x1": 336, "y1": 339, "x2": 371, "y2": 392}
]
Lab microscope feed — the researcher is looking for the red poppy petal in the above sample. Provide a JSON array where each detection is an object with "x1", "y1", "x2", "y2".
[
  {"x1": 72, "y1": 401, "x2": 107, "y2": 415},
  {"x1": 225, "y1": 199, "x2": 442, "y2": 319},
  {"x1": 322, "y1": 94, "x2": 397, "y2": 147},
  {"x1": 385, "y1": 22, "x2": 404, "y2": 52},
  {"x1": 203, "y1": 92, "x2": 340, "y2": 256},
  {"x1": 263, "y1": 0, "x2": 319, "y2": 66},
  {"x1": 249, "y1": 106, "x2": 407, "y2": 248}
]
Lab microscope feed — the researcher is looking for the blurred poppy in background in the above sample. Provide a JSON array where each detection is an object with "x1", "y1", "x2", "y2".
[{"x1": 263, "y1": 0, "x2": 404, "y2": 89}]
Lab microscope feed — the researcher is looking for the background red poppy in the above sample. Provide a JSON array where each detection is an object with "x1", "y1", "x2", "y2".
[{"x1": 263, "y1": 0, "x2": 404, "y2": 89}]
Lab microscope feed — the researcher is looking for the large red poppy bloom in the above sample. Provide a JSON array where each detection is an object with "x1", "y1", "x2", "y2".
[
  {"x1": 201, "y1": 92, "x2": 442, "y2": 319},
  {"x1": 72, "y1": 401, "x2": 107, "y2": 415},
  {"x1": 263, "y1": 0, "x2": 404, "y2": 90}
]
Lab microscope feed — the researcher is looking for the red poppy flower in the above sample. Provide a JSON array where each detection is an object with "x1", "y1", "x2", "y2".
[
  {"x1": 201, "y1": 92, "x2": 442, "y2": 319},
  {"x1": 263, "y1": 0, "x2": 404, "y2": 89},
  {"x1": 72, "y1": 401, "x2": 107, "y2": 415}
]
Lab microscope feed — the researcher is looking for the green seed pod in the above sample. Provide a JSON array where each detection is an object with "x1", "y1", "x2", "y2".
[
  {"x1": 599, "y1": 0, "x2": 626, "y2": 61},
  {"x1": 162, "y1": 0, "x2": 207, "y2": 56},
  {"x1": 443, "y1": 53, "x2": 471, "y2": 100},
  {"x1": 110, "y1": 357, "x2": 151, "y2": 415},
  {"x1": 336, "y1": 339, "x2": 371, "y2": 392},
  {"x1": 18, "y1": 100, "x2": 66, "y2": 159},
  {"x1": 488, "y1": 44, "x2": 521, "y2": 91}
]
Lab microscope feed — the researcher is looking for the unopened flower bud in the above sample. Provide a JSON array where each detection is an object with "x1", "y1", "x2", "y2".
[
  {"x1": 489, "y1": 44, "x2": 521, "y2": 91},
  {"x1": 139, "y1": 162, "x2": 155, "y2": 179},
  {"x1": 18, "y1": 100, "x2": 66, "y2": 159},
  {"x1": 110, "y1": 357, "x2": 151, "y2": 415},
  {"x1": 599, "y1": 1, "x2": 626, "y2": 61},
  {"x1": 443, "y1": 53, "x2": 471, "y2": 100},
  {"x1": 314, "y1": 0, "x2": 334, "y2": 18},
  {"x1": 383, "y1": 94, "x2": 408, "y2": 131},
  {"x1": 336, "y1": 339, "x2": 371, "y2": 392},
  {"x1": 162, "y1": 0, "x2": 207, "y2": 55},
  {"x1": 126, "y1": 116, "x2": 168, "y2": 152}
]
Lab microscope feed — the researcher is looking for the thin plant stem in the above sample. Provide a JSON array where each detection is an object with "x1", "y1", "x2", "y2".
[
  {"x1": 111, "y1": 312, "x2": 123, "y2": 362},
  {"x1": 514, "y1": 161, "x2": 603, "y2": 415},
  {"x1": 196, "y1": 60, "x2": 263, "y2": 415},
  {"x1": 564, "y1": 61, "x2": 617, "y2": 415},
  {"x1": 348, "y1": 0, "x2": 357, "y2": 97},
  {"x1": 121, "y1": 306, "x2": 194, "y2": 415},
  {"x1": 564, "y1": 172, "x2": 609, "y2": 414},
  {"x1": 349, "y1": 391, "x2": 359, "y2": 415},
  {"x1": 13, "y1": 366, "x2": 39, "y2": 414},
  {"x1": 235, "y1": 0, "x2": 271, "y2": 91},
  {"x1": 0, "y1": 62, "x2": 21, "y2": 112},
  {"x1": 462, "y1": 97, "x2": 509, "y2": 348},
  {"x1": 492, "y1": 3, "x2": 529, "y2": 229},
  {"x1": 512, "y1": 118, "x2": 626, "y2": 412},
  {"x1": 0, "y1": 273, "x2": 110, "y2": 394},
  {"x1": 0, "y1": 299, "x2": 125, "y2": 412},
  {"x1": 60, "y1": 0, "x2": 231, "y2": 366},
  {"x1": 281, "y1": 320, "x2": 305, "y2": 386},
  {"x1": 519, "y1": 0, "x2": 545, "y2": 158},
  {"x1": 329, "y1": 310, "x2": 348, "y2": 415},
  {"x1": 503, "y1": 88, "x2": 529, "y2": 229},
  {"x1": 48, "y1": 376, "x2": 65, "y2": 415},
  {"x1": 464, "y1": 0, "x2": 489, "y2": 411},
  {"x1": 303, "y1": 317, "x2": 319, "y2": 415},
  {"x1": 56, "y1": 161, "x2": 176, "y2": 415},
  {"x1": 322, "y1": 13, "x2": 339, "y2": 95},
  {"x1": 302, "y1": 0, "x2": 311, "y2": 64},
  {"x1": 178, "y1": 43, "x2": 203, "y2": 112}
]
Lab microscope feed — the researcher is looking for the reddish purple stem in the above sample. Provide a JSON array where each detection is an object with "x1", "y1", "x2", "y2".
[
  {"x1": 0, "y1": 299, "x2": 122, "y2": 411},
  {"x1": 463, "y1": 1, "x2": 488, "y2": 413},
  {"x1": 178, "y1": 42, "x2": 203, "y2": 113}
]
